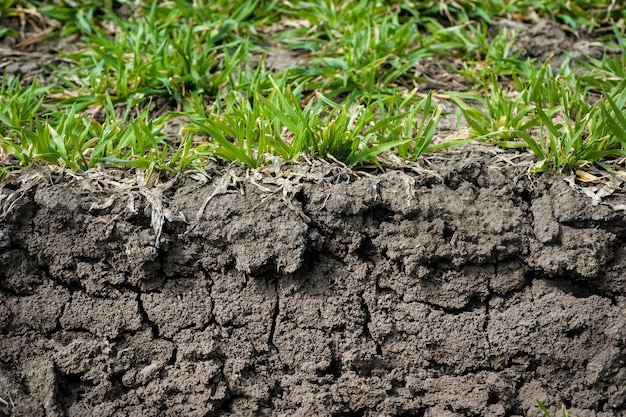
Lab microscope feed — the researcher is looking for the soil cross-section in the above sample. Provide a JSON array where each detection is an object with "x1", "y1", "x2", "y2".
[{"x1": 1, "y1": 151, "x2": 626, "y2": 417}]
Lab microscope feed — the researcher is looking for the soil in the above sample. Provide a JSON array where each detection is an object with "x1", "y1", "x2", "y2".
[
  {"x1": 1, "y1": 146, "x2": 626, "y2": 417},
  {"x1": 2, "y1": 10, "x2": 626, "y2": 417}
]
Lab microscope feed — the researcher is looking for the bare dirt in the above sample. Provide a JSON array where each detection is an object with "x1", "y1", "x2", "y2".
[{"x1": 1, "y1": 146, "x2": 626, "y2": 417}]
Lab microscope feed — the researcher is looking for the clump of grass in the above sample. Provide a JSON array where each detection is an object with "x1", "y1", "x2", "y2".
[
  {"x1": 0, "y1": 76, "x2": 52, "y2": 135},
  {"x1": 279, "y1": 2, "x2": 430, "y2": 99},
  {"x1": 527, "y1": 78, "x2": 625, "y2": 171},
  {"x1": 52, "y1": 2, "x2": 251, "y2": 107},
  {"x1": 35, "y1": 0, "x2": 112, "y2": 37},
  {"x1": 451, "y1": 77, "x2": 539, "y2": 145},
  {"x1": 185, "y1": 75, "x2": 444, "y2": 168},
  {"x1": 1, "y1": 89, "x2": 204, "y2": 179},
  {"x1": 576, "y1": 24, "x2": 626, "y2": 93},
  {"x1": 453, "y1": 59, "x2": 626, "y2": 172}
]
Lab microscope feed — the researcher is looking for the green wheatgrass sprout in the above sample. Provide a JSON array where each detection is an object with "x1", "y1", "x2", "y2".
[{"x1": 536, "y1": 399, "x2": 570, "y2": 417}]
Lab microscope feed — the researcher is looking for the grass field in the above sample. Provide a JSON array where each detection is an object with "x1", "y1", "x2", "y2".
[{"x1": 1, "y1": 0, "x2": 625, "y2": 180}]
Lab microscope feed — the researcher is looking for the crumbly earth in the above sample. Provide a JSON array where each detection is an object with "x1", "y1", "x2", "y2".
[{"x1": 1, "y1": 147, "x2": 626, "y2": 417}]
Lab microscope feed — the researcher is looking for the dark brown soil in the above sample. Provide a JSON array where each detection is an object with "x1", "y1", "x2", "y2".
[{"x1": 1, "y1": 147, "x2": 626, "y2": 417}]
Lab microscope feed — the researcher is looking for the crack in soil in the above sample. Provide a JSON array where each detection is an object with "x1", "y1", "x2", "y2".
[
  {"x1": 359, "y1": 291, "x2": 383, "y2": 356},
  {"x1": 267, "y1": 277, "x2": 280, "y2": 353},
  {"x1": 484, "y1": 263, "x2": 494, "y2": 353},
  {"x1": 136, "y1": 293, "x2": 161, "y2": 339}
]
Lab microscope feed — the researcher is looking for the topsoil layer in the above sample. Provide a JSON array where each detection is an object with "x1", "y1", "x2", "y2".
[{"x1": 1, "y1": 147, "x2": 626, "y2": 417}]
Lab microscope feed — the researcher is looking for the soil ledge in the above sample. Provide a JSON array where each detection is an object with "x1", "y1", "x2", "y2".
[{"x1": 1, "y1": 149, "x2": 626, "y2": 417}]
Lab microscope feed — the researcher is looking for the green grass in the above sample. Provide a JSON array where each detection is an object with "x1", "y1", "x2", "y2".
[
  {"x1": 185, "y1": 75, "x2": 445, "y2": 168},
  {"x1": 536, "y1": 399, "x2": 570, "y2": 417},
  {"x1": 452, "y1": 61, "x2": 626, "y2": 171},
  {"x1": 1, "y1": 0, "x2": 626, "y2": 180}
]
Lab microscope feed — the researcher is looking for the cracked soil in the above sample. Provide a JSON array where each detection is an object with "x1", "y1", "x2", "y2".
[{"x1": 1, "y1": 147, "x2": 626, "y2": 416}]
